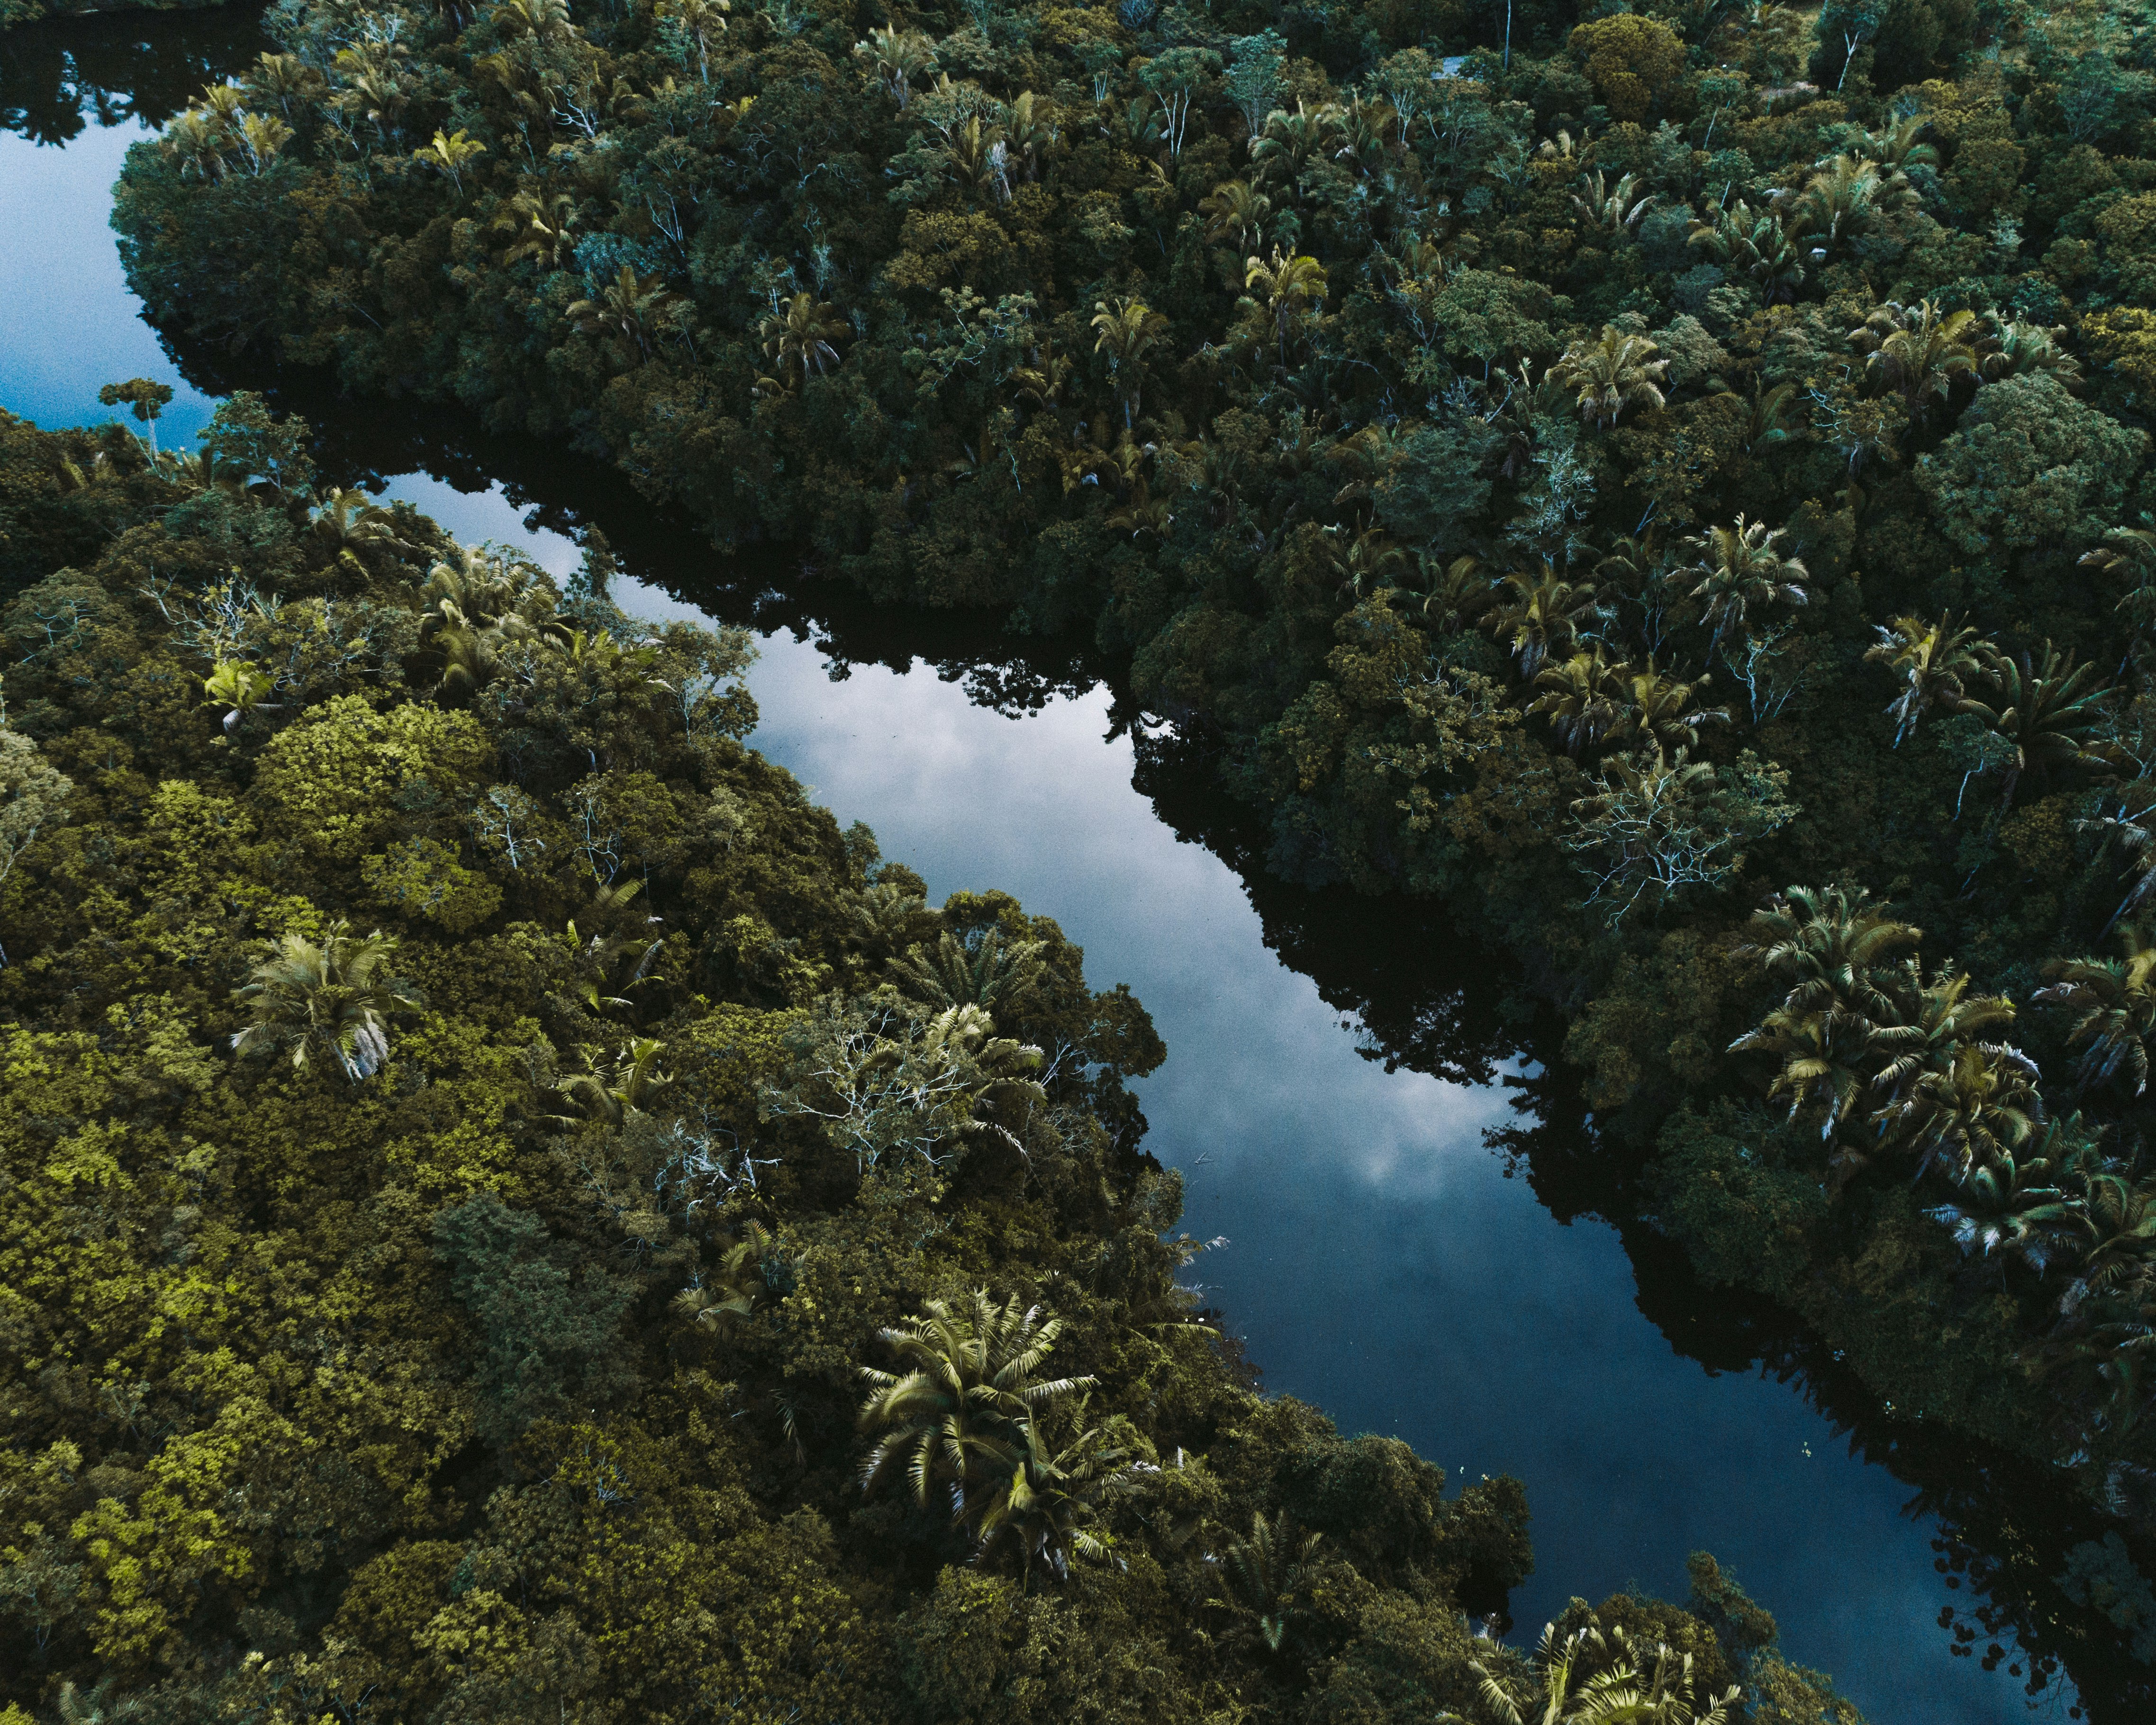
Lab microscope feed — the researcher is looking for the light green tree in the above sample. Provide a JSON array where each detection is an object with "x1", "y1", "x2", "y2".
[{"x1": 858, "y1": 1290, "x2": 1094, "y2": 1514}]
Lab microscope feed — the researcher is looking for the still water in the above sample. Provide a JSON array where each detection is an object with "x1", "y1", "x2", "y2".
[{"x1": 0, "y1": 13, "x2": 2106, "y2": 1717}]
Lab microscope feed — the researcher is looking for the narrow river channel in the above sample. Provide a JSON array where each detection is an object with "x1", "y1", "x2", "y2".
[{"x1": 0, "y1": 12, "x2": 2107, "y2": 1718}]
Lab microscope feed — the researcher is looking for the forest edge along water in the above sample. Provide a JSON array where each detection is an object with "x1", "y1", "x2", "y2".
[{"x1": 2, "y1": 3, "x2": 2154, "y2": 1719}]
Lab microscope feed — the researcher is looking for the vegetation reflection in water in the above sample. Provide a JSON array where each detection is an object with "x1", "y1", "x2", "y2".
[{"x1": 4, "y1": 1, "x2": 2156, "y2": 1719}]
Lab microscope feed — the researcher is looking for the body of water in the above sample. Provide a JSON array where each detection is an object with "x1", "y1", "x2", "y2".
[{"x1": 0, "y1": 13, "x2": 2112, "y2": 1717}]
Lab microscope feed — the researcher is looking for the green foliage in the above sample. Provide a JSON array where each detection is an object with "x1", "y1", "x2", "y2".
[
  {"x1": 431, "y1": 1192, "x2": 638, "y2": 1445},
  {"x1": 0, "y1": 0, "x2": 225, "y2": 22},
  {"x1": 0, "y1": 720, "x2": 71, "y2": 900},
  {"x1": 251, "y1": 695, "x2": 494, "y2": 868},
  {"x1": 229, "y1": 918, "x2": 425, "y2": 1080},
  {"x1": 361, "y1": 836, "x2": 504, "y2": 932},
  {"x1": 1914, "y1": 372, "x2": 2148, "y2": 559}
]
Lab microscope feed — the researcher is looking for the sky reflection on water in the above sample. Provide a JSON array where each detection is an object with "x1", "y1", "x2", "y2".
[{"x1": 0, "y1": 123, "x2": 222, "y2": 451}]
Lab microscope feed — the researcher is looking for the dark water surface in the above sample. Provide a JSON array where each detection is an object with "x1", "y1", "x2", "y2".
[{"x1": 0, "y1": 13, "x2": 2132, "y2": 1718}]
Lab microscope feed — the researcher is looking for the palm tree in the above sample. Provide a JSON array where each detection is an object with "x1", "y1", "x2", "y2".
[
  {"x1": 942, "y1": 114, "x2": 1013, "y2": 204},
  {"x1": 1980, "y1": 318, "x2": 2083, "y2": 388},
  {"x1": 2083, "y1": 782, "x2": 2156, "y2": 932},
  {"x1": 230, "y1": 922, "x2": 424, "y2": 1081},
  {"x1": 758, "y1": 292, "x2": 848, "y2": 390},
  {"x1": 1678, "y1": 516, "x2": 1809, "y2": 654},
  {"x1": 970, "y1": 1406, "x2": 1138, "y2": 1588},
  {"x1": 1870, "y1": 960, "x2": 2018, "y2": 1099},
  {"x1": 1250, "y1": 99, "x2": 1324, "y2": 188},
  {"x1": 1927, "y1": 1115, "x2": 2092, "y2": 1271},
  {"x1": 566, "y1": 265, "x2": 686, "y2": 365},
  {"x1": 1728, "y1": 1001, "x2": 1883, "y2": 1140},
  {"x1": 1117, "y1": 95, "x2": 1169, "y2": 154},
  {"x1": 1403, "y1": 552, "x2": 1497, "y2": 633},
  {"x1": 1199, "y1": 179, "x2": 1271, "y2": 251},
  {"x1": 655, "y1": 0, "x2": 728, "y2": 83},
  {"x1": 2083, "y1": 527, "x2": 2156, "y2": 638},
  {"x1": 2052, "y1": 1146, "x2": 2156, "y2": 1298},
  {"x1": 492, "y1": 0, "x2": 574, "y2": 39},
  {"x1": 1956, "y1": 643, "x2": 2111, "y2": 811},
  {"x1": 1594, "y1": 525, "x2": 1665, "y2": 601},
  {"x1": 1009, "y1": 337, "x2": 1072, "y2": 410},
  {"x1": 1530, "y1": 645, "x2": 1632, "y2": 757},
  {"x1": 492, "y1": 189, "x2": 580, "y2": 270},
  {"x1": 2048, "y1": 1266, "x2": 2156, "y2": 1434},
  {"x1": 1090, "y1": 298, "x2": 1170, "y2": 427},
  {"x1": 1864, "y1": 612, "x2": 1993, "y2": 745},
  {"x1": 1487, "y1": 563, "x2": 1602, "y2": 678},
  {"x1": 1242, "y1": 248, "x2": 1328, "y2": 368},
  {"x1": 1788, "y1": 154, "x2": 1909, "y2": 255},
  {"x1": 1862, "y1": 114, "x2": 1939, "y2": 171},
  {"x1": 852, "y1": 24, "x2": 936, "y2": 107},
  {"x1": 1325, "y1": 526, "x2": 1407, "y2": 599},
  {"x1": 1322, "y1": 93, "x2": 1397, "y2": 168},
  {"x1": 1003, "y1": 92, "x2": 1057, "y2": 181},
  {"x1": 1687, "y1": 200, "x2": 1805, "y2": 303},
  {"x1": 310, "y1": 486, "x2": 414, "y2": 562},
  {"x1": 1610, "y1": 656, "x2": 1728, "y2": 753},
  {"x1": 1325, "y1": 421, "x2": 1405, "y2": 514},
  {"x1": 543, "y1": 1037, "x2": 672, "y2": 1128},
  {"x1": 1550, "y1": 326, "x2": 1668, "y2": 428},
  {"x1": 413, "y1": 127, "x2": 487, "y2": 195},
  {"x1": 1742, "y1": 377, "x2": 1803, "y2": 452},
  {"x1": 672, "y1": 1220, "x2": 776, "y2": 1328},
  {"x1": 1457, "y1": 1617, "x2": 1739, "y2": 1725},
  {"x1": 163, "y1": 109, "x2": 230, "y2": 181},
  {"x1": 1571, "y1": 169, "x2": 1657, "y2": 240},
  {"x1": 1740, "y1": 884, "x2": 1921, "y2": 1024},
  {"x1": 891, "y1": 928, "x2": 1046, "y2": 1012},
  {"x1": 858, "y1": 1291, "x2": 1094, "y2": 1517},
  {"x1": 244, "y1": 50, "x2": 326, "y2": 118},
  {"x1": 1851, "y1": 299, "x2": 1981, "y2": 424},
  {"x1": 2037, "y1": 928, "x2": 2156, "y2": 1096},
  {"x1": 2083, "y1": 526, "x2": 2156, "y2": 586},
  {"x1": 334, "y1": 55, "x2": 411, "y2": 146},
  {"x1": 1888, "y1": 1039, "x2": 2045, "y2": 1184},
  {"x1": 201, "y1": 660, "x2": 277, "y2": 732},
  {"x1": 416, "y1": 547, "x2": 566, "y2": 698},
  {"x1": 233, "y1": 110, "x2": 293, "y2": 175},
  {"x1": 1208, "y1": 1511, "x2": 1323, "y2": 1656}
]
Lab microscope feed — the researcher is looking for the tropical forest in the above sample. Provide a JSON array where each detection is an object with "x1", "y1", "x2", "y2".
[{"x1": 3, "y1": 0, "x2": 2156, "y2": 1715}]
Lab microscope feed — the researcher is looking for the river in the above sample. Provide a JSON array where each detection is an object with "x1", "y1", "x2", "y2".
[{"x1": 0, "y1": 11, "x2": 2116, "y2": 1718}]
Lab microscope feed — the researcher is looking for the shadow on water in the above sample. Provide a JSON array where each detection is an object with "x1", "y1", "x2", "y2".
[{"x1": 5, "y1": 12, "x2": 2155, "y2": 1714}]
